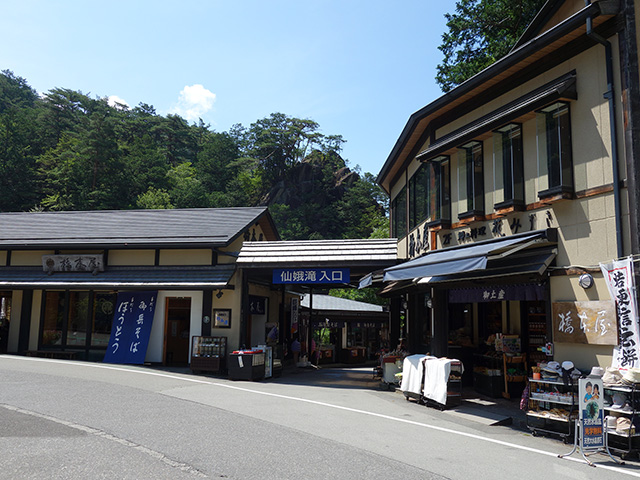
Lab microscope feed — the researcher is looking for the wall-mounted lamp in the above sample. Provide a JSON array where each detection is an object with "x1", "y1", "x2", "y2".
[
  {"x1": 579, "y1": 273, "x2": 594, "y2": 289},
  {"x1": 216, "y1": 289, "x2": 224, "y2": 299}
]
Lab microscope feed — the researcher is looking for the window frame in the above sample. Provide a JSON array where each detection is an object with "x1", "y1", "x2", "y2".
[
  {"x1": 457, "y1": 141, "x2": 485, "y2": 219},
  {"x1": 391, "y1": 184, "x2": 407, "y2": 239},
  {"x1": 493, "y1": 123, "x2": 525, "y2": 211},
  {"x1": 39, "y1": 289, "x2": 118, "y2": 354},
  {"x1": 536, "y1": 101, "x2": 574, "y2": 200},
  {"x1": 424, "y1": 155, "x2": 451, "y2": 228}
]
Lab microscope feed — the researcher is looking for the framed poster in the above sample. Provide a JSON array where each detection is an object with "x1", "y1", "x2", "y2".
[{"x1": 213, "y1": 309, "x2": 231, "y2": 328}]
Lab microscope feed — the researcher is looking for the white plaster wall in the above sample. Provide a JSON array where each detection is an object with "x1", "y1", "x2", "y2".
[{"x1": 146, "y1": 290, "x2": 203, "y2": 363}]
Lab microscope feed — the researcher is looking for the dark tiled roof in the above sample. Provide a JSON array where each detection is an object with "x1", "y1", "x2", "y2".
[
  {"x1": 0, "y1": 208, "x2": 269, "y2": 248},
  {"x1": 0, "y1": 265, "x2": 236, "y2": 289}
]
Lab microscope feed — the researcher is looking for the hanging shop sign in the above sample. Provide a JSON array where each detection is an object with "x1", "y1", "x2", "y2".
[
  {"x1": 249, "y1": 295, "x2": 266, "y2": 315},
  {"x1": 552, "y1": 301, "x2": 617, "y2": 345},
  {"x1": 579, "y1": 377, "x2": 605, "y2": 449},
  {"x1": 600, "y1": 257, "x2": 640, "y2": 369},
  {"x1": 350, "y1": 321, "x2": 384, "y2": 329},
  {"x1": 273, "y1": 268, "x2": 350, "y2": 285},
  {"x1": 103, "y1": 291, "x2": 157, "y2": 365},
  {"x1": 291, "y1": 297, "x2": 299, "y2": 334},
  {"x1": 312, "y1": 320, "x2": 345, "y2": 328},
  {"x1": 42, "y1": 254, "x2": 104, "y2": 273},
  {"x1": 448, "y1": 284, "x2": 545, "y2": 303}
]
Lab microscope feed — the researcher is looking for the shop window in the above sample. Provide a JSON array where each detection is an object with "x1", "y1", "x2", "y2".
[
  {"x1": 66, "y1": 292, "x2": 89, "y2": 346},
  {"x1": 493, "y1": 124, "x2": 524, "y2": 210},
  {"x1": 457, "y1": 141, "x2": 484, "y2": 219},
  {"x1": 424, "y1": 155, "x2": 451, "y2": 227},
  {"x1": 42, "y1": 291, "x2": 65, "y2": 346},
  {"x1": 536, "y1": 102, "x2": 573, "y2": 199},
  {"x1": 391, "y1": 185, "x2": 407, "y2": 238},
  {"x1": 91, "y1": 292, "x2": 117, "y2": 347},
  {"x1": 41, "y1": 290, "x2": 117, "y2": 350}
]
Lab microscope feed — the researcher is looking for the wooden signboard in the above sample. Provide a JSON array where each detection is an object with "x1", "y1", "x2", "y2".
[{"x1": 552, "y1": 301, "x2": 617, "y2": 345}]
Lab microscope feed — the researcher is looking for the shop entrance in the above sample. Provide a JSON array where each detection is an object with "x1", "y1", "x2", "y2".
[
  {"x1": 164, "y1": 297, "x2": 191, "y2": 365},
  {"x1": 0, "y1": 292, "x2": 11, "y2": 354}
]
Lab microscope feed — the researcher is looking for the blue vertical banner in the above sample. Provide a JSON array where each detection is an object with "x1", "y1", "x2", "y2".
[{"x1": 103, "y1": 291, "x2": 157, "y2": 365}]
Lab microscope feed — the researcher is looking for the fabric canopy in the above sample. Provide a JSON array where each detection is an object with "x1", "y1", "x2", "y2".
[{"x1": 384, "y1": 230, "x2": 553, "y2": 283}]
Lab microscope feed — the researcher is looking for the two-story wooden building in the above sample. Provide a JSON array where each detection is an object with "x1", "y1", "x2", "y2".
[{"x1": 375, "y1": 0, "x2": 640, "y2": 385}]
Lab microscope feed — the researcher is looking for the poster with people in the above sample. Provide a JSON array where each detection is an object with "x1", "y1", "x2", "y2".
[{"x1": 579, "y1": 377, "x2": 604, "y2": 449}]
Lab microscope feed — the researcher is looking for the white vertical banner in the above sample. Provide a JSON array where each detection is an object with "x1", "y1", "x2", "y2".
[{"x1": 600, "y1": 256, "x2": 640, "y2": 369}]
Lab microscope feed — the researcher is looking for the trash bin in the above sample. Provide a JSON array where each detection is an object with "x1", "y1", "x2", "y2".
[{"x1": 228, "y1": 350, "x2": 266, "y2": 381}]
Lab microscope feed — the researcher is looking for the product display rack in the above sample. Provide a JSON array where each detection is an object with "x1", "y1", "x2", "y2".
[
  {"x1": 502, "y1": 353, "x2": 527, "y2": 399},
  {"x1": 525, "y1": 307, "x2": 548, "y2": 365},
  {"x1": 190, "y1": 336, "x2": 227, "y2": 374},
  {"x1": 527, "y1": 378, "x2": 577, "y2": 441},
  {"x1": 473, "y1": 353, "x2": 504, "y2": 398},
  {"x1": 604, "y1": 384, "x2": 640, "y2": 458},
  {"x1": 418, "y1": 359, "x2": 464, "y2": 410},
  {"x1": 443, "y1": 360, "x2": 463, "y2": 407}
]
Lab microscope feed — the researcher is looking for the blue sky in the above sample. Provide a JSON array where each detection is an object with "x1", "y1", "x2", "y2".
[{"x1": 2, "y1": 1, "x2": 457, "y2": 177}]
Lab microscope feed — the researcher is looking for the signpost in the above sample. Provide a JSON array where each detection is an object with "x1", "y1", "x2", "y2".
[
  {"x1": 272, "y1": 268, "x2": 350, "y2": 285},
  {"x1": 558, "y1": 377, "x2": 622, "y2": 467}
]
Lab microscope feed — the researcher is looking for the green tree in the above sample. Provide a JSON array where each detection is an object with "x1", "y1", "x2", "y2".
[
  {"x1": 136, "y1": 187, "x2": 174, "y2": 209},
  {"x1": 435, "y1": 0, "x2": 545, "y2": 92},
  {"x1": 166, "y1": 162, "x2": 210, "y2": 209},
  {"x1": 328, "y1": 287, "x2": 389, "y2": 307}
]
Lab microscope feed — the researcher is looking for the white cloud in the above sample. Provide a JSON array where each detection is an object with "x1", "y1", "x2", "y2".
[
  {"x1": 170, "y1": 84, "x2": 216, "y2": 122},
  {"x1": 107, "y1": 95, "x2": 129, "y2": 109}
]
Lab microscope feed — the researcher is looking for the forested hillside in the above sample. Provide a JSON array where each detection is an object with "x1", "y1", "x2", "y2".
[{"x1": 0, "y1": 70, "x2": 388, "y2": 240}]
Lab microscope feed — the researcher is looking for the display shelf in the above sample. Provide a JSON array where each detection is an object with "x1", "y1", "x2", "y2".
[
  {"x1": 502, "y1": 353, "x2": 527, "y2": 399},
  {"x1": 190, "y1": 336, "x2": 227, "y2": 374},
  {"x1": 526, "y1": 411, "x2": 571, "y2": 422},
  {"x1": 529, "y1": 396, "x2": 575, "y2": 406},
  {"x1": 603, "y1": 384, "x2": 640, "y2": 457},
  {"x1": 529, "y1": 378, "x2": 564, "y2": 385},
  {"x1": 526, "y1": 377, "x2": 577, "y2": 440}
]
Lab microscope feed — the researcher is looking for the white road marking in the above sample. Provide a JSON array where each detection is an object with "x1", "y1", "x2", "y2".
[
  {"x1": 0, "y1": 403, "x2": 207, "y2": 477},
  {"x1": 4, "y1": 356, "x2": 639, "y2": 477}
]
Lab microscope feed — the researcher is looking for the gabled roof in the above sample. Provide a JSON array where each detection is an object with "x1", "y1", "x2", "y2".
[
  {"x1": 0, "y1": 207, "x2": 277, "y2": 249},
  {"x1": 376, "y1": 0, "x2": 616, "y2": 193},
  {"x1": 236, "y1": 239, "x2": 398, "y2": 268}
]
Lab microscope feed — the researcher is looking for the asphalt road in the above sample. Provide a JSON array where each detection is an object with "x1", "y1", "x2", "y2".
[{"x1": 1, "y1": 355, "x2": 639, "y2": 480}]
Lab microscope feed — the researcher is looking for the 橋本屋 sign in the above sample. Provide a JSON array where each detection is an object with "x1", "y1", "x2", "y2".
[
  {"x1": 103, "y1": 291, "x2": 157, "y2": 365},
  {"x1": 552, "y1": 301, "x2": 617, "y2": 345},
  {"x1": 272, "y1": 268, "x2": 350, "y2": 285}
]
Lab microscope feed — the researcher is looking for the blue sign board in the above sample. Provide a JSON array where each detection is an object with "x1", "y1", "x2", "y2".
[
  {"x1": 103, "y1": 291, "x2": 157, "y2": 365},
  {"x1": 272, "y1": 268, "x2": 350, "y2": 285}
]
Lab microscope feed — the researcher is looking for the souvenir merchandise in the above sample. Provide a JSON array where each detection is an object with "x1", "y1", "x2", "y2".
[
  {"x1": 611, "y1": 392, "x2": 627, "y2": 409},
  {"x1": 616, "y1": 416, "x2": 635, "y2": 435},
  {"x1": 602, "y1": 367, "x2": 623, "y2": 386},
  {"x1": 622, "y1": 367, "x2": 640, "y2": 385},
  {"x1": 606, "y1": 415, "x2": 618, "y2": 429},
  {"x1": 588, "y1": 366, "x2": 605, "y2": 378}
]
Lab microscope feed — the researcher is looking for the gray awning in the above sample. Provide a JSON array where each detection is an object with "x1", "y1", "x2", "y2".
[
  {"x1": 416, "y1": 72, "x2": 577, "y2": 161},
  {"x1": 384, "y1": 229, "x2": 556, "y2": 283},
  {"x1": 0, "y1": 265, "x2": 236, "y2": 290}
]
